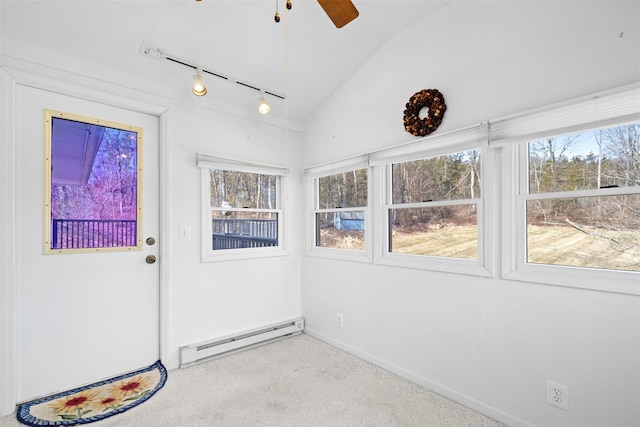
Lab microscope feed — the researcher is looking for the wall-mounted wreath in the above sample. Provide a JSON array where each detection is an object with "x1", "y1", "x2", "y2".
[{"x1": 403, "y1": 89, "x2": 447, "y2": 137}]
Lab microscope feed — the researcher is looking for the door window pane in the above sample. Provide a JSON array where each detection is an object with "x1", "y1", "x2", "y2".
[{"x1": 46, "y1": 111, "x2": 142, "y2": 252}]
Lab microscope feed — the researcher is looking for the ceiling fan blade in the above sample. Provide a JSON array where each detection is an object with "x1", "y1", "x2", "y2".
[{"x1": 317, "y1": 0, "x2": 359, "y2": 28}]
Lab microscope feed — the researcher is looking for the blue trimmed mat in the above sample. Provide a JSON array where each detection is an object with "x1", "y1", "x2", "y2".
[{"x1": 17, "y1": 360, "x2": 167, "y2": 426}]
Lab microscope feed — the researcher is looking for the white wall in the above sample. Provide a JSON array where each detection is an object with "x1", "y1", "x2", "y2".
[
  {"x1": 301, "y1": 2, "x2": 640, "y2": 426},
  {"x1": 0, "y1": 29, "x2": 303, "y2": 412},
  {"x1": 304, "y1": 1, "x2": 640, "y2": 163},
  {"x1": 164, "y1": 104, "x2": 303, "y2": 367}
]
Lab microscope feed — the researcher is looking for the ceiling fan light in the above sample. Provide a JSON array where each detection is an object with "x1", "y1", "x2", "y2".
[
  {"x1": 192, "y1": 71, "x2": 207, "y2": 96},
  {"x1": 258, "y1": 96, "x2": 271, "y2": 114}
]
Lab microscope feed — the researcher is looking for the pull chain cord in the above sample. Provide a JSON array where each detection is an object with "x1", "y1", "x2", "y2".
[
  {"x1": 274, "y1": 0, "x2": 280, "y2": 22},
  {"x1": 285, "y1": 3, "x2": 290, "y2": 202}
]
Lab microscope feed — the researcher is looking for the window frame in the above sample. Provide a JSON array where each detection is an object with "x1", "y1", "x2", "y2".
[
  {"x1": 44, "y1": 110, "x2": 143, "y2": 254},
  {"x1": 500, "y1": 85, "x2": 640, "y2": 295},
  {"x1": 502, "y1": 124, "x2": 640, "y2": 295},
  {"x1": 199, "y1": 155, "x2": 288, "y2": 263},
  {"x1": 306, "y1": 166, "x2": 372, "y2": 263},
  {"x1": 375, "y1": 146, "x2": 494, "y2": 277}
]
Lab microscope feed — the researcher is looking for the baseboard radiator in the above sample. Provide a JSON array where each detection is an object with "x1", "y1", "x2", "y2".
[{"x1": 179, "y1": 317, "x2": 305, "y2": 368}]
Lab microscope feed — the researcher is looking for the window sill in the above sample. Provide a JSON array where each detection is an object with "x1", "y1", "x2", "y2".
[
  {"x1": 503, "y1": 264, "x2": 640, "y2": 295},
  {"x1": 202, "y1": 247, "x2": 289, "y2": 263},
  {"x1": 375, "y1": 252, "x2": 493, "y2": 277},
  {"x1": 306, "y1": 247, "x2": 372, "y2": 264}
]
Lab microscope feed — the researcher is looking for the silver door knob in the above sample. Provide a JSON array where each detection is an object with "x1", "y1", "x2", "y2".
[{"x1": 145, "y1": 255, "x2": 157, "y2": 264}]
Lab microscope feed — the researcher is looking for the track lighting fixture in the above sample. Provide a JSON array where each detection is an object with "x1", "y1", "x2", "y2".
[
  {"x1": 192, "y1": 69, "x2": 207, "y2": 96},
  {"x1": 258, "y1": 95, "x2": 271, "y2": 115},
  {"x1": 141, "y1": 42, "x2": 285, "y2": 106}
]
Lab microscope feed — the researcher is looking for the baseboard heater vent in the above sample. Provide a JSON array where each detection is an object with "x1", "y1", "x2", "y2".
[{"x1": 179, "y1": 317, "x2": 304, "y2": 368}]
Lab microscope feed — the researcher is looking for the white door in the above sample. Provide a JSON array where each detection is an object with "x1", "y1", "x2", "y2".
[{"x1": 15, "y1": 86, "x2": 160, "y2": 402}]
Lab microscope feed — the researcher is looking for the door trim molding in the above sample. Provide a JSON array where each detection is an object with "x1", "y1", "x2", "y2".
[
  {"x1": 0, "y1": 67, "x2": 18, "y2": 417},
  {"x1": 158, "y1": 109, "x2": 171, "y2": 366}
]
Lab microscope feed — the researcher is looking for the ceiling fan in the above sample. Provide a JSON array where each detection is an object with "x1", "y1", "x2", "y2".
[
  {"x1": 315, "y1": 0, "x2": 359, "y2": 28},
  {"x1": 274, "y1": 0, "x2": 359, "y2": 28},
  {"x1": 275, "y1": 0, "x2": 359, "y2": 28},
  {"x1": 196, "y1": 0, "x2": 359, "y2": 29}
]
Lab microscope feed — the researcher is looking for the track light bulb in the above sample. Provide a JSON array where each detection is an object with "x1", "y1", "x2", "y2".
[
  {"x1": 258, "y1": 96, "x2": 271, "y2": 115},
  {"x1": 192, "y1": 71, "x2": 207, "y2": 96}
]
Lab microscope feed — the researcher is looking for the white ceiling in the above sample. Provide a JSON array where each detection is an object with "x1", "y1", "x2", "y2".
[{"x1": 1, "y1": 0, "x2": 450, "y2": 125}]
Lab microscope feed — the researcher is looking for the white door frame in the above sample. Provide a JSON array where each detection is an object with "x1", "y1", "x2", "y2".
[
  {"x1": 0, "y1": 63, "x2": 171, "y2": 416},
  {"x1": 0, "y1": 66, "x2": 18, "y2": 417}
]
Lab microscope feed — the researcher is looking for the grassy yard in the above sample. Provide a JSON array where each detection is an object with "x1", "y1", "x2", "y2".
[
  {"x1": 321, "y1": 224, "x2": 640, "y2": 271},
  {"x1": 527, "y1": 224, "x2": 639, "y2": 271},
  {"x1": 391, "y1": 225, "x2": 477, "y2": 260}
]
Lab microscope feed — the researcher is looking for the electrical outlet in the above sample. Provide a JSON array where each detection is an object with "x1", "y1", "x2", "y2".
[
  {"x1": 546, "y1": 380, "x2": 569, "y2": 410},
  {"x1": 336, "y1": 312, "x2": 344, "y2": 328}
]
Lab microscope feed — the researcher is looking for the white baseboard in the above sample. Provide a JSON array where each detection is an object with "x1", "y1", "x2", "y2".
[
  {"x1": 164, "y1": 358, "x2": 180, "y2": 371},
  {"x1": 303, "y1": 328, "x2": 534, "y2": 427}
]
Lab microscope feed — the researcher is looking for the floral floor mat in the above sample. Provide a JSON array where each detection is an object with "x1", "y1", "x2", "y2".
[{"x1": 17, "y1": 360, "x2": 167, "y2": 426}]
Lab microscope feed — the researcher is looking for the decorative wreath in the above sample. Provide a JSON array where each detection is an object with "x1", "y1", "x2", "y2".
[{"x1": 403, "y1": 89, "x2": 447, "y2": 137}]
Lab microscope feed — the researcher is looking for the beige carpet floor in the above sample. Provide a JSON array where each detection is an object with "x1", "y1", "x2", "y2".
[{"x1": 1, "y1": 333, "x2": 506, "y2": 426}]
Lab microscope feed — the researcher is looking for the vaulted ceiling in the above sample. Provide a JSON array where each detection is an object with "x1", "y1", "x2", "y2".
[{"x1": 1, "y1": 0, "x2": 450, "y2": 126}]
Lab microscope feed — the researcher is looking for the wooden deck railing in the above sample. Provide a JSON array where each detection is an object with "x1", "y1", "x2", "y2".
[
  {"x1": 51, "y1": 219, "x2": 277, "y2": 250},
  {"x1": 212, "y1": 219, "x2": 278, "y2": 249}
]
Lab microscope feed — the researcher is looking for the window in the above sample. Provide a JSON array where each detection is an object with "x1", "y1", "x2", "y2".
[
  {"x1": 494, "y1": 85, "x2": 640, "y2": 294},
  {"x1": 210, "y1": 169, "x2": 279, "y2": 249},
  {"x1": 199, "y1": 154, "x2": 286, "y2": 262},
  {"x1": 315, "y1": 169, "x2": 368, "y2": 251},
  {"x1": 303, "y1": 124, "x2": 490, "y2": 271},
  {"x1": 365, "y1": 123, "x2": 491, "y2": 275},
  {"x1": 387, "y1": 149, "x2": 481, "y2": 260},
  {"x1": 523, "y1": 123, "x2": 639, "y2": 272},
  {"x1": 44, "y1": 110, "x2": 142, "y2": 254}
]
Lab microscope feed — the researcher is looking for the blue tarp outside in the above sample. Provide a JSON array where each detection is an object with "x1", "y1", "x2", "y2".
[{"x1": 333, "y1": 211, "x2": 364, "y2": 230}]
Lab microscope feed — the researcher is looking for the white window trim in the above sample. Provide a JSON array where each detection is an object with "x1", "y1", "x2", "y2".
[
  {"x1": 368, "y1": 122, "x2": 488, "y2": 167},
  {"x1": 304, "y1": 169, "x2": 372, "y2": 263},
  {"x1": 199, "y1": 156, "x2": 288, "y2": 263},
  {"x1": 489, "y1": 83, "x2": 640, "y2": 148},
  {"x1": 197, "y1": 153, "x2": 288, "y2": 176},
  {"x1": 374, "y1": 145, "x2": 496, "y2": 278},
  {"x1": 303, "y1": 154, "x2": 369, "y2": 180},
  {"x1": 500, "y1": 91, "x2": 640, "y2": 295}
]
